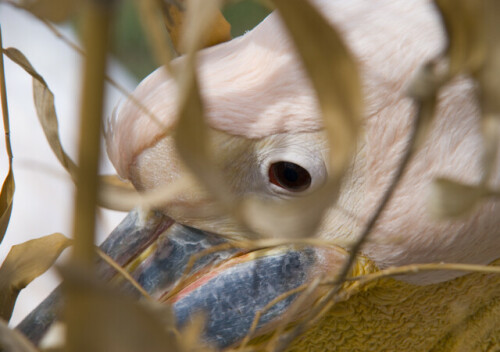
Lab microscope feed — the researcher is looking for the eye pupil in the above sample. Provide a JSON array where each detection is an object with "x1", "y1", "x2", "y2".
[
  {"x1": 269, "y1": 161, "x2": 312, "y2": 192},
  {"x1": 284, "y1": 166, "x2": 299, "y2": 183}
]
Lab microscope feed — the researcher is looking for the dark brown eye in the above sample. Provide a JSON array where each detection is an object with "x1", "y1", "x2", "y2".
[{"x1": 268, "y1": 161, "x2": 312, "y2": 192}]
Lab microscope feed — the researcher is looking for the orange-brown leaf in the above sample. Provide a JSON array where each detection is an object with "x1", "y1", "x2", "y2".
[{"x1": 0, "y1": 233, "x2": 71, "y2": 321}]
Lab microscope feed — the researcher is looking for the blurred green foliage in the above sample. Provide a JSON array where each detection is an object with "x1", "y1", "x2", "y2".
[{"x1": 111, "y1": 0, "x2": 271, "y2": 80}]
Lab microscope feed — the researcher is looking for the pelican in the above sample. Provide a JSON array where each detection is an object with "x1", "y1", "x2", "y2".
[{"x1": 19, "y1": 0, "x2": 500, "y2": 350}]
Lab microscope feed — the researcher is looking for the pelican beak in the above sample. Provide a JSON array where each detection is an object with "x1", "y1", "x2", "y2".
[{"x1": 17, "y1": 208, "x2": 333, "y2": 349}]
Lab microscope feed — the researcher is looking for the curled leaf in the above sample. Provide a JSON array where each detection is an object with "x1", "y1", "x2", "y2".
[
  {"x1": 173, "y1": 0, "x2": 237, "y2": 203},
  {"x1": 273, "y1": 0, "x2": 361, "y2": 174},
  {"x1": 0, "y1": 171, "x2": 14, "y2": 247},
  {"x1": 240, "y1": 0, "x2": 362, "y2": 238},
  {"x1": 434, "y1": 1, "x2": 500, "y2": 185},
  {"x1": 159, "y1": 0, "x2": 231, "y2": 54},
  {"x1": 428, "y1": 178, "x2": 486, "y2": 218},
  {"x1": 19, "y1": 0, "x2": 80, "y2": 23},
  {"x1": 174, "y1": 0, "x2": 362, "y2": 239},
  {"x1": 434, "y1": 0, "x2": 486, "y2": 76},
  {"x1": 3, "y1": 47, "x2": 78, "y2": 180},
  {"x1": 0, "y1": 31, "x2": 15, "y2": 246},
  {"x1": 3, "y1": 47, "x2": 142, "y2": 211},
  {"x1": 135, "y1": 0, "x2": 175, "y2": 70},
  {"x1": 0, "y1": 233, "x2": 71, "y2": 321}
]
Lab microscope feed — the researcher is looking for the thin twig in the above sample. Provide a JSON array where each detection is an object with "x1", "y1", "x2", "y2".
[
  {"x1": 96, "y1": 247, "x2": 153, "y2": 301},
  {"x1": 237, "y1": 283, "x2": 311, "y2": 351},
  {"x1": 272, "y1": 101, "x2": 426, "y2": 352},
  {"x1": 161, "y1": 242, "x2": 241, "y2": 301},
  {"x1": 264, "y1": 277, "x2": 322, "y2": 352},
  {"x1": 0, "y1": 26, "x2": 13, "y2": 165}
]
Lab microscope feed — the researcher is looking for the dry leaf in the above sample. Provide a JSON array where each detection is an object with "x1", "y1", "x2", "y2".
[
  {"x1": 432, "y1": 1, "x2": 500, "y2": 194},
  {"x1": 3, "y1": 47, "x2": 143, "y2": 211},
  {"x1": 240, "y1": 0, "x2": 363, "y2": 238},
  {"x1": 174, "y1": 0, "x2": 362, "y2": 239},
  {"x1": 434, "y1": 0, "x2": 486, "y2": 76},
  {"x1": 476, "y1": 2, "x2": 500, "y2": 182},
  {"x1": 99, "y1": 174, "x2": 194, "y2": 212},
  {"x1": 3, "y1": 47, "x2": 78, "y2": 181},
  {"x1": 0, "y1": 319, "x2": 38, "y2": 352},
  {"x1": 20, "y1": 0, "x2": 80, "y2": 23},
  {"x1": 428, "y1": 178, "x2": 486, "y2": 218},
  {"x1": 173, "y1": 0, "x2": 236, "y2": 206},
  {"x1": 178, "y1": 0, "x2": 226, "y2": 56},
  {"x1": 0, "y1": 233, "x2": 71, "y2": 321},
  {"x1": 406, "y1": 62, "x2": 446, "y2": 149},
  {"x1": 0, "y1": 32, "x2": 15, "y2": 246},
  {"x1": 273, "y1": 0, "x2": 361, "y2": 174},
  {"x1": 135, "y1": 0, "x2": 175, "y2": 70},
  {"x1": 159, "y1": 0, "x2": 231, "y2": 54},
  {"x1": 177, "y1": 313, "x2": 208, "y2": 352},
  {"x1": 0, "y1": 171, "x2": 14, "y2": 247},
  {"x1": 61, "y1": 265, "x2": 180, "y2": 352}
]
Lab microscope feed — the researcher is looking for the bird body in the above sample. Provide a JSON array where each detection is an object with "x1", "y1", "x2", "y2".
[
  {"x1": 107, "y1": 0, "x2": 500, "y2": 283},
  {"x1": 105, "y1": 0, "x2": 500, "y2": 349}
]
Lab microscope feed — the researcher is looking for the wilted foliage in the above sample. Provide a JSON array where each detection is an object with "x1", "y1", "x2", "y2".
[{"x1": 0, "y1": 0, "x2": 500, "y2": 351}]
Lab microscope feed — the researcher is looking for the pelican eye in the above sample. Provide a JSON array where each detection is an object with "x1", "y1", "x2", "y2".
[{"x1": 268, "y1": 161, "x2": 312, "y2": 192}]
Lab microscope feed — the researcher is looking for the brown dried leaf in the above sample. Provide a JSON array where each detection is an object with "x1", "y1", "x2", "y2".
[
  {"x1": 477, "y1": 2, "x2": 500, "y2": 182},
  {"x1": 434, "y1": 0, "x2": 486, "y2": 75},
  {"x1": 20, "y1": 0, "x2": 80, "y2": 23},
  {"x1": 0, "y1": 233, "x2": 71, "y2": 321},
  {"x1": 0, "y1": 171, "x2": 14, "y2": 247},
  {"x1": 0, "y1": 319, "x2": 38, "y2": 352},
  {"x1": 175, "y1": 0, "x2": 363, "y2": 239},
  {"x1": 62, "y1": 265, "x2": 179, "y2": 352},
  {"x1": 239, "y1": 0, "x2": 363, "y2": 238},
  {"x1": 3, "y1": 47, "x2": 78, "y2": 181},
  {"x1": 428, "y1": 178, "x2": 486, "y2": 218},
  {"x1": 99, "y1": 174, "x2": 194, "y2": 212},
  {"x1": 478, "y1": 1, "x2": 500, "y2": 113},
  {"x1": 273, "y1": 0, "x2": 362, "y2": 174},
  {"x1": 433, "y1": 1, "x2": 500, "y2": 185},
  {"x1": 177, "y1": 0, "x2": 226, "y2": 57},
  {"x1": 159, "y1": 0, "x2": 231, "y2": 54},
  {"x1": 178, "y1": 313, "x2": 208, "y2": 352},
  {"x1": 3, "y1": 47, "x2": 141, "y2": 211},
  {"x1": 0, "y1": 31, "x2": 15, "y2": 246},
  {"x1": 136, "y1": 0, "x2": 175, "y2": 70},
  {"x1": 406, "y1": 62, "x2": 445, "y2": 149},
  {"x1": 173, "y1": 0, "x2": 234, "y2": 203}
]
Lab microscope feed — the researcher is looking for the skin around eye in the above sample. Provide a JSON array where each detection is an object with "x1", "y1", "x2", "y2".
[{"x1": 268, "y1": 161, "x2": 312, "y2": 192}]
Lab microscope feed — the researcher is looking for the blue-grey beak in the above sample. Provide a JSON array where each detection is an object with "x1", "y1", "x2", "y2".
[{"x1": 17, "y1": 209, "x2": 318, "y2": 349}]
